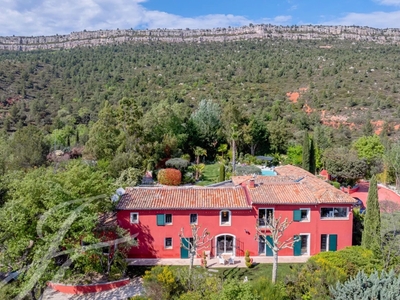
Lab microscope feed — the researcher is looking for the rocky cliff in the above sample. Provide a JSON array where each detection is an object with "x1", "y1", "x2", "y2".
[{"x1": 1, "y1": 24, "x2": 400, "y2": 51}]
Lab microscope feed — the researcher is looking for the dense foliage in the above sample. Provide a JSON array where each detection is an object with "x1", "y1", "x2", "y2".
[{"x1": 330, "y1": 270, "x2": 400, "y2": 299}]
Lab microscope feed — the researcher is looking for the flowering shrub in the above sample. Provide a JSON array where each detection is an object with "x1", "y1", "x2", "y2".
[{"x1": 157, "y1": 168, "x2": 182, "y2": 186}]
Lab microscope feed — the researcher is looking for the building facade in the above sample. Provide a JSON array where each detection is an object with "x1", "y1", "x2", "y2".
[{"x1": 116, "y1": 165, "x2": 356, "y2": 258}]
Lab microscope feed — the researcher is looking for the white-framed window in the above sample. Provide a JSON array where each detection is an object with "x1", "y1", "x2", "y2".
[
  {"x1": 165, "y1": 213, "x2": 172, "y2": 225},
  {"x1": 258, "y1": 208, "x2": 274, "y2": 227},
  {"x1": 300, "y1": 208, "x2": 310, "y2": 222},
  {"x1": 320, "y1": 207, "x2": 349, "y2": 219},
  {"x1": 165, "y1": 237, "x2": 173, "y2": 249},
  {"x1": 299, "y1": 233, "x2": 310, "y2": 255},
  {"x1": 190, "y1": 213, "x2": 198, "y2": 224},
  {"x1": 320, "y1": 234, "x2": 337, "y2": 252},
  {"x1": 220, "y1": 210, "x2": 231, "y2": 226},
  {"x1": 130, "y1": 212, "x2": 139, "y2": 224}
]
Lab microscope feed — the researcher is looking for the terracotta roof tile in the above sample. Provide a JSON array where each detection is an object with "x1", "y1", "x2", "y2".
[
  {"x1": 117, "y1": 186, "x2": 251, "y2": 210},
  {"x1": 235, "y1": 165, "x2": 356, "y2": 205},
  {"x1": 248, "y1": 182, "x2": 318, "y2": 204}
]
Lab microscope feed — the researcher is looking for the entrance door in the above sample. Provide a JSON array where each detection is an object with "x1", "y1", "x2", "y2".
[
  {"x1": 216, "y1": 235, "x2": 235, "y2": 256},
  {"x1": 180, "y1": 238, "x2": 193, "y2": 259}
]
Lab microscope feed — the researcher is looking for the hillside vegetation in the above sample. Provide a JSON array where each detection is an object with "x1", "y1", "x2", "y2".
[{"x1": 1, "y1": 39, "x2": 400, "y2": 138}]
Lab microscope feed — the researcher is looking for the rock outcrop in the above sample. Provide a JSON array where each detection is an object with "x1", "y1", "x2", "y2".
[{"x1": 1, "y1": 24, "x2": 400, "y2": 51}]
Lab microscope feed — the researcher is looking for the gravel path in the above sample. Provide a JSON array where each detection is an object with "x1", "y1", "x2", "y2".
[{"x1": 41, "y1": 277, "x2": 143, "y2": 300}]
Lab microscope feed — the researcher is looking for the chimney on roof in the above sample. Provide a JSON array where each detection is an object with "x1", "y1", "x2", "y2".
[{"x1": 249, "y1": 179, "x2": 255, "y2": 189}]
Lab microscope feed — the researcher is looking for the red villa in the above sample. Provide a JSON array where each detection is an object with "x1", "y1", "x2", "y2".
[{"x1": 116, "y1": 165, "x2": 356, "y2": 259}]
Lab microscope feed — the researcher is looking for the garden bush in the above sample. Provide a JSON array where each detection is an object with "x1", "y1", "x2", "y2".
[
  {"x1": 235, "y1": 165, "x2": 262, "y2": 176},
  {"x1": 157, "y1": 168, "x2": 182, "y2": 186},
  {"x1": 330, "y1": 270, "x2": 400, "y2": 299},
  {"x1": 285, "y1": 246, "x2": 380, "y2": 300},
  {"x1": 166, "y1": 158, "x2": 189, "y2": 171}
]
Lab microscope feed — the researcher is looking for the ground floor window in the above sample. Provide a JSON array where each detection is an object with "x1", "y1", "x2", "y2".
[
  {"x1": 216, "y1": 234, "x2": 235, "y2": 255},
  {"x1": 165, "y1": 237, "x2": 172, "y2": 249},
  {"x1": 320, "y1": 234, "x2": 337, "y2": 252},
  {"x1": 294, "y1": 234, "x2": 310, "y2": 256}
]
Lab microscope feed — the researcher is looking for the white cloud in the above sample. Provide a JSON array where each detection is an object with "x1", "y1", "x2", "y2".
[
  {"x1": 324, "y1": 10, "x2": 400, "y2": 28},
  {"x1": 375, "y1": 0, "x2": 400, "y2": 6},
  {"x1": 0, "y1": 0, "x2": 291, "y2": 36}
]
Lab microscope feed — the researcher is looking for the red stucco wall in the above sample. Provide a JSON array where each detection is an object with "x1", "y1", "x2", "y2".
[{"x1": 117, "y1": 203, "x2": 353, "y2": 258}]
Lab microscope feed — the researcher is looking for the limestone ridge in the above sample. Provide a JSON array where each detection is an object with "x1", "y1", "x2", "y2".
[{"x1": 1, "y1": 24, "x2": 400, "y2": 51}]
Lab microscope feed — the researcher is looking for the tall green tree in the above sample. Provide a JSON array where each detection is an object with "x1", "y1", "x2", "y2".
[
  {"x1": 242, "y1": 117, "x2": 268, "y2": 156},
  {"x1": 309, "y1": 137, "x2": 316, "y2": 174},
  {"x1": 190, "y1": 99, "x2": 222, "y2": 152},
  {"x1": 302, "y1": 131, "x2": 310, "y2": 172},
  {"x1": 85, "y1": 101, "x2": 120, "y2": 160},
  {"x1": 267, "y1": 118, "x2": 291, "y2": 154},
  {"x1": 362, "y1": 175, "x2": 382, "y2": 257},
  {"x1": 9, "y1": 125, "x2": 49, "y2": 170}
]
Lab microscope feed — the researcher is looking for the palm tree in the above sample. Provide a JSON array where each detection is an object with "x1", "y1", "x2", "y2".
[
  {"x1": 194, "y1": 147, "x2": 207, "y2": 180},
  {"x1": 217, "y1": 144, "x2": 228, "y2": 159}
]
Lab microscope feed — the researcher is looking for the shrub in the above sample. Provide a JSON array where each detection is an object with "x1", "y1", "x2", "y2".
[
  {"x1": 115, "y1": 167, "x2": 143, "y2": 187},
  {"x1": 251, "y1": 278, "x2": 288, "y2": 300},
  {"x1": 285, "y1": 246, "x2": 380, "y2": 300},
  {"x1": 235, "y1": 165, "x2": 262, "y2": 176},
  {"x1": 244, "y1": 250, "x2": 253, "y2": 268},
  {"x1": 157, "y1": 168, "x2": 182, "y2": 186},
  {"x1": 166, "y1": 158, "x2": 189, "y2": 171},
  {"x1": 330, "y1": 270, "x2": 400, "y2": 299},
  {"x1": 143, "y1": 266, "x2": 181, "y2": 300}
]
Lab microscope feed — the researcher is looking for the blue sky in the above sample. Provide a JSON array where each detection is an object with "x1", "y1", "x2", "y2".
[{"x1": 1, "y1": 0, "x2": 400, "y2": 36}]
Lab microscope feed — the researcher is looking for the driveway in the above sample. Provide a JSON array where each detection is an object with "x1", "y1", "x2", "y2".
[{"x1": 41, "y1": 277, "x2": 143, "y2": 300}]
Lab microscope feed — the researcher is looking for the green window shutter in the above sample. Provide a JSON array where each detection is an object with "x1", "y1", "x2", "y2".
[
  {"x1": 329, "y1": 234, "x2": 337, "y2": 251},
  {"x1": 157, "y1": 214, "x2": 165, "y2": 226},
  {"x1": 293, "y1": 210, "x2": 302, "y2": 222},
  {"x1": 266, "y1": 236, "x2": 274, "y2": 256},
  {"x1": 293, "y1": 236, "x2": 301, "y2": 256}
]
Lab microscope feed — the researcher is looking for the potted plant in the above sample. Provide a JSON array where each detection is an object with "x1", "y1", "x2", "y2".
[{"x1": 244, "y1": 250, "x2": 253, "y2": 268}]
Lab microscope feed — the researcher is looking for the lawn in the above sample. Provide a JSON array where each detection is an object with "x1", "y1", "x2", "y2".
[
  {"x1": 127, "y1": 263, "x2": 298, "y2": 283},
  {"x1": 196, "y1": 163, "x2": 221, "y2": 186},
  {"x1": 210, "y1": 263, "x2": 296, "y2": 282}
]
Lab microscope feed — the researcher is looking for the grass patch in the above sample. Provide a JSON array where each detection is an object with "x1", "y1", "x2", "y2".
[
  {"x1": 196, "y1": 163, "x2": 221, "y2": 186},
  {"x1": 127, "y1": 263, "x2": 298, "y2": 283},
  {"x1": 212, "y1": 263, "x2": 296, "y2": 283}
]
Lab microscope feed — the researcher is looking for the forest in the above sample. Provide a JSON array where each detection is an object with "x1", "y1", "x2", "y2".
[{"x1": 1, "y1": 38, "x2": 400, "y2": 299}]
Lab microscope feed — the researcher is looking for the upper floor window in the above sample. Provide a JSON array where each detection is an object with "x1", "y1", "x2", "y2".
[
  {"x1": 320, "y1": 207, "x2": 348, "y2": 219},
  {"x1": 258, "y1": 208, "x2": 274, "y2": 226},
  {"x1": 165, "y1": 214, "x2": 172, "y2": 225},
  {"x1": 130, "y1": 212, "x2": 139, "y2": 224},
  {"x1": 220, "y1": 210, "x2": 231, "y2": 226},
  {"x1": 294, "y1": 208, "x2": 310, "y2": 222},
  {"x1": 190, "y1": 213, "x2": 198, "y2": 225}
]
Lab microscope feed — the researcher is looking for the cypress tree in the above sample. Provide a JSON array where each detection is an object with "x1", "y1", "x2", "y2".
[
  {"x1": 219, "y1": 164, "x2": 225, "y2": 182},
  {"x1": 362, "y1": 175, "x2": 381, "y2": 257},
  {"x1": 309, "y1": 137, "x2": 316, "y2": 174},
  {"x1": 302, "y1": 131, "x2": 310, "y2": 172}
]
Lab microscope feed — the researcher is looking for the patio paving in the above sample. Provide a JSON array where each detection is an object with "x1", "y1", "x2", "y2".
[{"x1": 127, "y1": 255, "x2": 308, "y2": 268}]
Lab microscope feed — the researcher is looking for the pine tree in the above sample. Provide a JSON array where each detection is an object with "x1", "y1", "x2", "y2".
[
  {"x1": 302, "y1": 131, "x2": 310, "y2": 172},
  {"x1": 362, "y1": 120, "x2": 374, "y2": 136},
  {"x1": 309, "y1": 137, "x2": 316, "y2": 175},
  {"x1": 362, "y1": 175, "x2": 381, "y2": 257}
]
